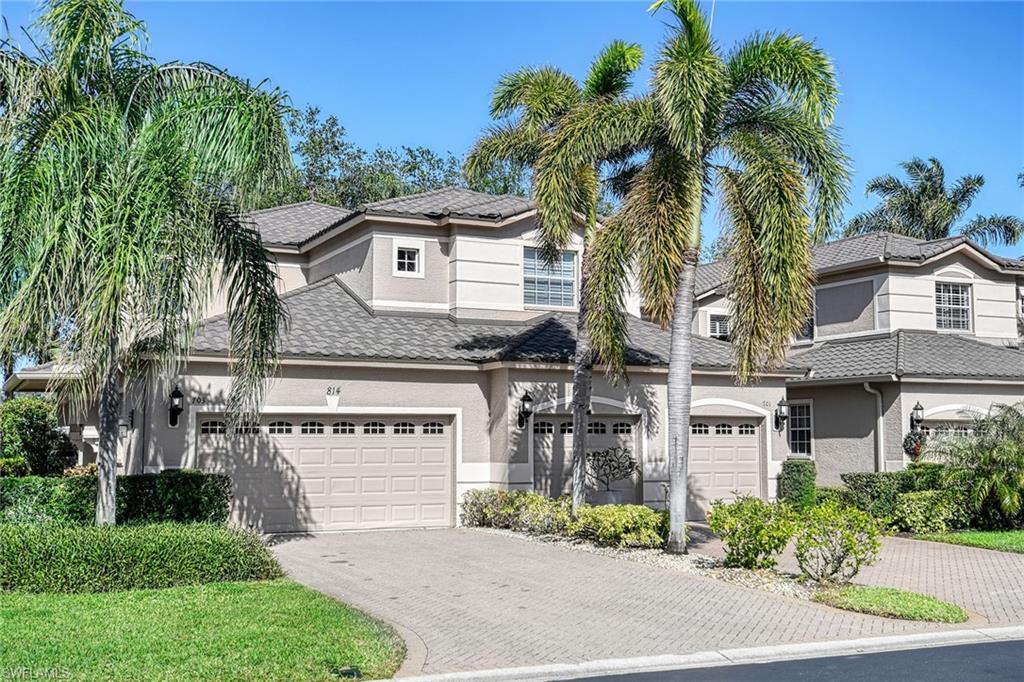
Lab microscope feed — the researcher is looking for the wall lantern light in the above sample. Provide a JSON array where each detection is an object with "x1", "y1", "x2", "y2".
[
  {"x1": 910, "y1": 401, "x2": 925, "y2": 433},
  {"x1": 773, "y1": 399, "x2": 790, "y2": 432},
  {"x1": 517, "y1": 391, "x2": 535, "y2": 428},
  {"x1": 169, "y1": 386, "x2": 185, "y2": 428}
]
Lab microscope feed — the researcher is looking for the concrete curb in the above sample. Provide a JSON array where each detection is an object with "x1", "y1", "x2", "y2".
[{"x1": 386, "y1": 626, "x2": 1024, "y2": 682}]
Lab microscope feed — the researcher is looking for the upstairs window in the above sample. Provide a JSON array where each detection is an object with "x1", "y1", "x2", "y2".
[
  {"x1": 396, "y1": 247, "x2": 419, "y2": 274},
  {"x1": 709, "y1": 314, "x2": 730, "y2": 341},
  {"x1": 788, "y1": 403, "x2": 812, "y2": 456},
  {"x1": 936, "y1": 282, "x2": 971, "y2": 331},
  {"x1": 524, "y1": 247, "x2": 576, "y2": 307}
]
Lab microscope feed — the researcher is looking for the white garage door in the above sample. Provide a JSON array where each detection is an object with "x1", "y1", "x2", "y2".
[
  {"x1": 533, "y1": 415, "x2": 639, "y2": 501},
  {"x1": 196, "y1": 415, "x2": 453, "y2": 532},
  {"x1": 688, "y1": 417, "x2": 762, "y2": 519}
]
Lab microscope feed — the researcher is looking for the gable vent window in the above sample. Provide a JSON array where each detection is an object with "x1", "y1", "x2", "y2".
[
  {"x1": 394, "y1": 422, "x2": 416, "y2": 435},
  {"x1": 587, "y1": 422, "x2": 607, "y2": 435},
  {"x1": 691, "y1": 423, "x2": 709, "y2": 435},
  {"x1": 612, "y1": 422, "x2": 632, "y2": 435},
  {"x1": 300, "y1": 421, "x2": 325, "y2": 435},
  {"x1": 715, "y1": 423, "x2": 734, "y2": 436},
  {"x1": 560, "y1": 422, "x2": 573, "y2": 435},
  {"x1": 533, "y1": 420, "x2": 553, "y2": 435},
  {"x1": 709, "y1": 314, "x2": 730, "y2": 341},
  {"x1": 936, "y1": 282, "x2": 971, "y2": 331},
  {"x1": 363, "y1": 421, "x2": 386, "y2": 435},
  {"x1": 423, "y1": 422, "x2": 445, "y2": 435},
  {"x1": 524, "y1": 247, "x2": 576, "y2": 307},
  {"x1": 234, "y1": 422, "x2": 260, "y2": 435},
  {"x1": 268, "y1": 421, "x2": 292, "y2": 435},
  {"x1": 200, "y1": 420, "x2": 226, "y2": 435},
  {"x1": 396, "y1": 247, "x2": 419, "y2": 273},
  {"x1": 332, "y1": 421, "x2": 355, "y2": 435},
  {"x1": 738, "y1": 423, "x2": 756, "y2": 436}
]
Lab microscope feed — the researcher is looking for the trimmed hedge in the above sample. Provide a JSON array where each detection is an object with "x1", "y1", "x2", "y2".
[
  {"x1": 839, "y1": 471, "x2": 916, "y2": 521},
  {"x1": 0, "y1": 457, "x2": 29, "y2": 477},
  {"x1": 572, "y1": 504, "x2": 668, "y2": 548},
  {"x1": 0, "y1": 470, "x2": 231, "y2": 525},
  {"x1": 778, "y1": 459, "x2": 817, "y2": 510},
  {"x1": 0, "y1": 523, "x2": 282, "y2": 593},
  {"x1": 893, "y1": 490, "x2": 969, "y2": 535},
  {"x1": 815, "y1": 486, "x2": 851, "y2": 508}
]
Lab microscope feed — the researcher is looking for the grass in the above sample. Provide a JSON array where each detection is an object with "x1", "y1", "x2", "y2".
[
  {"x1": 0, "y1": 579, "x2": 405, "y2": 681},
  {"x1": 813, "y1": 585, "x2": 968, "y2": 623},
  {"x1": 917, "y1": 530, "x2": 1024, "y2": 554}
]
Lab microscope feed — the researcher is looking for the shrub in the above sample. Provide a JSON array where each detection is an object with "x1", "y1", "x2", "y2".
[
  {"x1": 0, "y1": 523, "x2": 282, "y2": 593},
  {"x1": 0, "y1": 471, "x2": 230, "y2": 525},
  {"x1": 893, "y1": 490, "x2": 968, "y2": 535},
  {"x1": 63, "y1": 463, "x2": 98, "y2": 477},
  {"x1": 586, "y1": 447, "x2": 639, "y2": 491},
  {"x1": 706, "y1": 495, "x2": 796, "y2": 569},
  {"x1": 904, "y1": 461, "x2": 944, "y2": 491},
  {"x1": 0, "y1": 396, "x2": 76, "y2": 475},
  {"x1": 839, "y1": 471, "x2": 915, "y2": 521},
  {"x1": 815, "y1": 486, "x2": 850, "y2": 508},
  {"x1": 460, "y1": 488, "x2": 503, "y2": 527},
  {"x1": 794, "y1": 502, "x2": 881, "y2": 583},
  {"x1": 778, "y1": 459, "x2": 817, "y2": 510},
  {"x1": 518, "y1": 494, "x2": 573, "y2": 535},
  {"x1": 0, "y1": 457, "x2": 29, "y2": 477},
  {"x1": 570, "y1": 504, "x2": 667, "y2": 548}
]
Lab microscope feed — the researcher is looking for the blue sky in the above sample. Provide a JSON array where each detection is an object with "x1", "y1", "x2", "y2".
[{"x1": 2, "y1": 1, "x2": 1022, "y2": 254}]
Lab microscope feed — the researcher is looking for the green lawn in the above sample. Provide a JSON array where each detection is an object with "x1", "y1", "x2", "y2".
[
  {"x1": 0, "y1": 579, "x2": 404, "y2": 681},
  {"x1": 813, "y1": 585, "x2": 967, "y2": 623},
  {"x1": 917, "y1": 530, "x2": 1024, "y2": 554}
]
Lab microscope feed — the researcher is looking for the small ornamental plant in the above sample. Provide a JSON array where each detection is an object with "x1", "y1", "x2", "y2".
[
  {"x1": 795, "y1": 502, "x2": 881, "y2": 584},
  {"x1": 586, "y1": 447, "x2": 639, "y2": 492},
  {"x1": 903, "y1": 431, "x2": 927, "y2": 459},
  {"x1": 707, "y1": 495, "x2": 796, "y2": 569}
]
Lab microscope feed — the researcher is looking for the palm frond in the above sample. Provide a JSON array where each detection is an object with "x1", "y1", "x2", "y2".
[
  {"x1": 583, "y1": 40, "x2": 644, "y2": 101},
  {"x1": 584, "y1": 213, "x2": 636, "y2": 380},
  {"x1": 948, "y1": 174, "x2": 984, "y2": 223},
  {"x1": 959, "y1": 215, "x2": 1024, "y2": 247},
  {"x1": 464, "y1": 121, "x2": 540, "y2": 186},
  {"x1": 489, "y1": 66, "x2": 581, "y2": 128}
]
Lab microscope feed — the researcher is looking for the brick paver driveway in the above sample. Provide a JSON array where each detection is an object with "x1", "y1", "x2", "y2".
[{"x1": 273, "y1": 529, "x2": 972, "y2": 675}]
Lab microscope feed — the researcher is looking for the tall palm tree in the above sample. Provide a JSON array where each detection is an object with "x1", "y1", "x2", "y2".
[
  {"x1": 845, "y1": 157, "x2": 1024, "y2": 246},
  {"x1": 466, "y1": 41, "x2": 643, "y2": 512},
  {"x1": 0, "y1": 0, "x2": 291, "y2": 524},
  {"x1": 534, "y1": 0, "x2": 849, "y2": 552}
]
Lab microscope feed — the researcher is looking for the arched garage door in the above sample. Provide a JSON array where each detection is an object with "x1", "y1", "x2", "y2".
[
  {"x1": 195, "y1": 414, "x2": 453, "y2": 532},
  {"x1": 687, "y1": 417, "x2": 762, "y2": 519}
]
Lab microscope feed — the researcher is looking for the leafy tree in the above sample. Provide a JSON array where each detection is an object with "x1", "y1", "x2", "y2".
[
  {"x1": 845, "y1": 157, "x2": 1024, "y2": 246},
  {"x1": 466, "y1": 41, "x2": 644, "y2": 513},
  {"x1": 534, "y1": 0, "x2": 848, "y2": 551},
  {"x1": 0, "y1": 0, "x2": 292, "y2": 523}
]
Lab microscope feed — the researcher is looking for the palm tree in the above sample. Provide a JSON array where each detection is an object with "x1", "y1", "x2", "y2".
[
  {"x1": 533, "y1": 0, "x2": 849, "y2": 552},
  {"x1": 466, "y1": 41, "x2": 643, "y2": 512},
  {"x1": 0, "y1": 0, "x2": 291, "y2": 524},
  {"x1": 845, "y1": 157, "x2": 1024, "y2": 246}
]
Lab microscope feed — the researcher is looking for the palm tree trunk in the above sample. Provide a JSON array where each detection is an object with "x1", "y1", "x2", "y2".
[
  {"x1": 96, "y1": 365, "x2": 123, "y2": 526},
  {"x1": 570, "y1": 264, "x2": 594, "y2": 513},
  {"x1": 665, "y1": 248, "x2": 699, "y2": 554}
]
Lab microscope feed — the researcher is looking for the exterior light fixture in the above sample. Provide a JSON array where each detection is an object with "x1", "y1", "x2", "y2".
[
  {"x1": 910, "y1": 401, "x2": 925, "y2": 433},
  {"x1": 773, "y1": 399, "x2": 790, "y2": 432},
  {"x1": 517, "y1": 391, "x2": 535, "y2": 428},
  {"x1": 169, "y1": 385, "x2": 185, "y2": 428}
]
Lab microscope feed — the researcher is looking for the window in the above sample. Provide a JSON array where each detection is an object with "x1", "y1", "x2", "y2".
[
  {"x1": 268, "y1": 421, "x2": 292, "y2": 435},
  {"x1": 715, "y1": 423, "x2": 734, "y2": 435},
  {"x1": 363, "y1": 421, "x2": 386, "y2": 435},
  {"x1": 533, "y1": 420, "x2": 553, "y2": 434},
  {"x1": 587, "y1": 422, "x2": 607, "y2": 435},
  {"x1": 788, "y1": 403, "x2": 812, "y2": 456},
  {"x1": 709, "y1": 314, "x2": 730, "y2": 341},
  {"x1": 691, "y1": 423, "x2": 709, "y2": 435},
  {"x1": 234, "y1": 422, "x2": 260, "y2": 435},
  {"x1": 423, "y1": 422, "x2": 445, "y2": 435},
  {"x1": 936, "y1": 282, "x2": 971, "y2": 331},
  {"x1": 396, "y1": 247, "x2": 419, "y2": 274},
  {"x1": 394, "y1": 422, "x2": 415, "y2": 435},
  {"x1": 300, "y1": 421, "x2": 324, "y2": 435},
  {"x1": 523, "y1": 247, "x2": 576, "y2": 307},
  {"x1": 560, "y1": 422, "x2": 573, "y2": 435},
  {"x1": 738, "y1": 423, "x2": 756, "y2": 436},
  {"x1": 612, "y1": 422, "x2": 632, "y2": 435},
  {"x1": 200, "y1": 420, "x2": 226, "y2": 435},
  {"x1": 332, "y1": 421, "x2": 355, "y2": 435}
]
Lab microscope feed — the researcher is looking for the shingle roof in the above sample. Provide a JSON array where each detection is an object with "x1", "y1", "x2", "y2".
[
  {"x1": 190, "y1": 276, "x2": 796, "y2": 372},
  {"x1": 244, "y1": 201, "x2": 353, "y2": 247},
  {"x1": 696, "y1": 232, "x2": 1024, "y2": 296},
  {"x1": 791, "y1": 329, "x2": 1024, "y2": 382}
]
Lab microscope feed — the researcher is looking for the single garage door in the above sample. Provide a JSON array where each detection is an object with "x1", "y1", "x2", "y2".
[
  {"x1": 533, "y1": 415, "x2": 639, "y2": 501},
  {"x1": 196, "y1": 415, "x2": 453, "y2": 532},
  {"x1": 687, "y1": 417, "x2": 761, "y2": 519}
]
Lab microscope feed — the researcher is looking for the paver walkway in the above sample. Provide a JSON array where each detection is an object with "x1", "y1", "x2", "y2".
[{"x1": 273, "y1": 529, "x2": 982, "y2": 675}]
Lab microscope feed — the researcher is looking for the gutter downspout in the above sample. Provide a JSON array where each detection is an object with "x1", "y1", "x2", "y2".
[{"x1": 863, "y1": 382, "x2": 884, "y2": 472}]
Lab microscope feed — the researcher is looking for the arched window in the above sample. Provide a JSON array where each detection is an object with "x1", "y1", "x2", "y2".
[
  {"x1": 200, "y1": 420, "x2": 226, "y2": 435},
  {"x1": 363, "y1": 421, "x2": 385, "y2": 435},
  {"x1": 691, "y1": 423, "x2": 709, "y2": 435},
  {"x1": 422, "y1": 422, "x2": 445, "y2": 435},
  {"x1": 738, "y1": 423, "x2": 756, "y2": 436},
  {"x1": 234, "y1": 422, "x2": 260, "y2": 435},
  {"x1": 268, "y1": 421, "x2": 292, "y2": 435},
  {"x1": 533, "y1": 421, "x2": 553, "y2": 435},
  {"x1": 715, "y1": 423, "x2": 734, "y2": 435},
  {"x1": 560, "y1": 422, "x2": 573, "y2": 435},
  {"x1": 612, "y1": 422, "x2": 632, "y2": 435},
  {"x1": 587, "y1": 422, "x2": 607, "y2": 435},
  {"x1": 332, "y1": 421, "x2": 355, "y2": 435},
  {"x1": 300, "y1": 421, "x2": 325, "y2": 435},
  {"x1": 394, "y1": 422, "x2": 416, "y2": 435}
]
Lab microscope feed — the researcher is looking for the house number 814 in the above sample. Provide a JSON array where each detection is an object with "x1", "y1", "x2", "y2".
[{"x1": 326, "y1": 386, "x2": 343, "y2": 396}]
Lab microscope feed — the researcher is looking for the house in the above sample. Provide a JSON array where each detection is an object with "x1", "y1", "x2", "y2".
[
  {"x1": 695, "y1": 231, "x2": 1024, "y2": 485},
  {"x1": 7, "y1": 188, "x2": 1023, "y2": 531}
]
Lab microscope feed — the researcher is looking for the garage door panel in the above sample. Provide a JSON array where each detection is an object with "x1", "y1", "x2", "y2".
[
  {"x1": 361, "y1": 448, "x2": 388, "y2": 465},
  {"x1": 392, "y1": 448, "x2": 417, "y2": 464},
  {"x1": 298, "y1": 448, "x2": 326, "y2": 466},
  {"x1": 329, "y1": 477, "x2": 357, "y2": 494},
  {"x1": 421, "y1": 447, "x2": 446, "y2": 464},
  {"x1": 330, "y1": 448, "x2": 357, "y2": 465}
]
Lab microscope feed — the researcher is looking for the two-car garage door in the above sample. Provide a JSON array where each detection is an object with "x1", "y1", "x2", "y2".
[{"x1": 196, "y1": 415, "x2": 453, "y2": 532}]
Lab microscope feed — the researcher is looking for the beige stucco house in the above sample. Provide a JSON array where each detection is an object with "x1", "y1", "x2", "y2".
[{"x1": 9, "y1": 188, "x2": 1024, "y2": 531}]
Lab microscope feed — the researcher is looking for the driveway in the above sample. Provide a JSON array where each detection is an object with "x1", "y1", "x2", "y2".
[{"x1": 273, "y1": 529, "x2": 975, "y2": 675}]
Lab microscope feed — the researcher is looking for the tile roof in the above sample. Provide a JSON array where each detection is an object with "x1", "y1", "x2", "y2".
[
  {"x1": 190, "y1": 276, "x2": 796, "y2": 372},
  {"x1": 696, "y1": 232, "x2": 1024, "y2": 296},
  {"x1": 244, "y1": 201, "x2": 353, "y2": 247},
  {"x1": 791, "y1": 330, "x2": 1024, "y2": 382}
]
